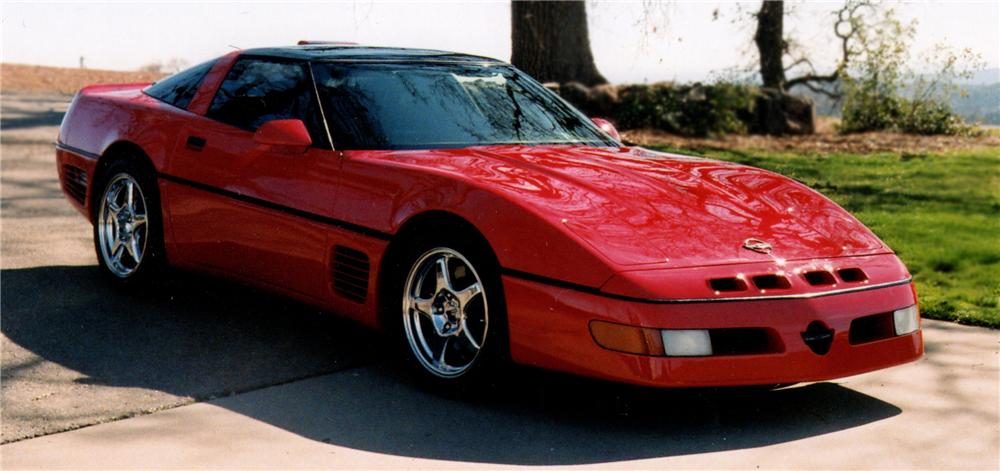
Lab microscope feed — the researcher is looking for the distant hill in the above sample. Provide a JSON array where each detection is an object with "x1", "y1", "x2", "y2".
[
  {"x1": 963, "y1": 68, "x2": 1000, "y2": 85},
  {"x1": 793, "y1": 79, "x2": 1000, "y2": 125},
  {"x1": 1, "y1": 64, "x2": 165, "y2": 95},
  {"x1": 950, "y1": 83, "x2": 1000, "y2": 124}
]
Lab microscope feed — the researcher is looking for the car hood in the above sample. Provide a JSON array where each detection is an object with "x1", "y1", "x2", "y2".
[{"x1": 411, "y1": 145, "x2": 889, "y2": 268}]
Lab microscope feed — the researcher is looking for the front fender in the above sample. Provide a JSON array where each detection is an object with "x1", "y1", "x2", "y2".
[{"x1": 336, "y1": 151, "x2": 616, "y2": 288}]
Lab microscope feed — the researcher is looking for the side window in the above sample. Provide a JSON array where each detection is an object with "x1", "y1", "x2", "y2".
[
  {"x1": 206, "y1": 58, "x2": 327, "y2": 145},
  {"x1": 144, "y1": 59, "x2": 217, "y2": 110}
]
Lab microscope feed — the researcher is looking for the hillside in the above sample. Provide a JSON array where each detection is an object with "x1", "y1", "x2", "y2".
[{"x1": 1, "y1": 63, "x2": 166, "y2": 95}]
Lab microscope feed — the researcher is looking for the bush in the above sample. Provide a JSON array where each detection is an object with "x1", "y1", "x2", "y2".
[
  {"x1": 897, "y1": 100, "x2": 972, "y2": 135},
  {"x1": 840, "y1": 84, "x2": 903, "y2": 133},
  {"x1": 837, "y1": 3, "x2": 980, "y2": 136},
  {"x1": 613, "y1": 82, "x2": 757, "y2": 137},
  {"x1": 840, "y1": 85, "x2": 973, "y2": 135}
]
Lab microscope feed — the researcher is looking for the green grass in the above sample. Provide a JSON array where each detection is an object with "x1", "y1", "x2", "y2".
[{"x1": 649, "y1": 145, "x2": 1000, "y2": 329}]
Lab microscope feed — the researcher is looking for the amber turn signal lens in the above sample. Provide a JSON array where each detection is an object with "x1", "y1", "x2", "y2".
[{"x1": 589, "y1": 320, "x2": 665, "y2": 356}]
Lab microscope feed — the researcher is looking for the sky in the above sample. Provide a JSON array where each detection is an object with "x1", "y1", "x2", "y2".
[{"x1": 2, "y1": 1, "x2": 998, "y2": 84}]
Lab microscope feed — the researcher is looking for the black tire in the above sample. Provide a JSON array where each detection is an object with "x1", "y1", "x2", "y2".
[
  {"x1": 92, "y1": 157, "x2": 165, "y2": 288},
  {"x1": 386, "y1": 232, "x2": 509, "y2": 393}
]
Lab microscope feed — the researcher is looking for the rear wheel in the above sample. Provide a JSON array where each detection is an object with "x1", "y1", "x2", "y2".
[
  {"x1": 393, "y1": 237, "x2": 508, "y2": 390},
  {"x1": 93, "y1": 159, "x2": 164, "y2": 287}
]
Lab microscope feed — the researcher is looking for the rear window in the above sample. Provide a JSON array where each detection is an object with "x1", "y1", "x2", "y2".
[{"x1": 144, "y1": 59, "x2": 217, "y2": 110}]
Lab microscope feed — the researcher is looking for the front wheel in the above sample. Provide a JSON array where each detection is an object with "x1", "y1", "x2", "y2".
[
  {"x1": 93, "y1": 159, "x2": 164, "y2": 287},
  {"x1": 395, "y1": 240, "x2": 508, "y2": 389}
]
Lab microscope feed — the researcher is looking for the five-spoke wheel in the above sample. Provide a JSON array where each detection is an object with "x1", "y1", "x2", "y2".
[
  {"x1": 97, "y1": 173, "x2": 149, "y2": 277},
  {"x1": 93, "y1": 158, "x2": 162, "y2": 285},
  {"x1": 402, "y1": 247, "x2": 489, "y2": 378}
]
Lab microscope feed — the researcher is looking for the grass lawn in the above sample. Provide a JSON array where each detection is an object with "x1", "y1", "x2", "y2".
[{"x1": 650, "y1": 144, "x2": 1000, "y2": 329}]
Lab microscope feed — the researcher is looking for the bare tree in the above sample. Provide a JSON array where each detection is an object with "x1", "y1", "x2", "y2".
[
  {"x1": 510, "y1": 1, "x2": 607, "y2": 86},
  {"x1": 753, "y1": 0, "x2": 872, "y2": 98},
  {"x1": 753, "y1": 0, "x2": 786, "y2": 89}
]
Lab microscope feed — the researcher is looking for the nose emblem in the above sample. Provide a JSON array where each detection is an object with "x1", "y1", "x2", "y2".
[
  {"x1": 743, "y1": 238, "x2": 773, "y2": 254},
  {"x1": 801, "y1": 321, "x2": 834, "y2": 355}
]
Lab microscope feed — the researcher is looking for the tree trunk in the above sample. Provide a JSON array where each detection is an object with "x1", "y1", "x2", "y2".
[
  {"x1": 754, "y1": 1, "x2": 786, "y2": 90},
  {"x1": 510, "y1": 1, "x2": 607, "y2": 86}
]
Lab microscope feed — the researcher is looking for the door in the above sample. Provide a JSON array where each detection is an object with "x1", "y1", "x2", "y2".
[{"x1": 162, "y1": 57, "x2": 342, "y2": 301}]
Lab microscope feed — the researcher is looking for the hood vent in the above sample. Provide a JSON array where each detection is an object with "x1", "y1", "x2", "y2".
[
  {"x1": 751, "y1": 274, "x2": 791, "y2": 290},
  {"x1": 837, "y1": 268, "x2": 868, "y2": 283},
  {"x1": 803, "y1": 270, "x2": 837, "y2": 286},
  {"x1": 332, "y1": 245, "x2": 370, "y2": 303}
]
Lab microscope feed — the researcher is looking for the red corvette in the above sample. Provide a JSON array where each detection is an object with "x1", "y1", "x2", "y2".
[{"x1": 56, "y1": 45, "x2": 922, "y2": 388}]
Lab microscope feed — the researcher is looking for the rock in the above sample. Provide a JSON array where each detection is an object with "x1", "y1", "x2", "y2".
[
  {"x1": 549, "y1": 81, "x2": 619, "y2": 119},
  {"x1": 753, "y1": 88, "x2": 816, "y2": 135}
]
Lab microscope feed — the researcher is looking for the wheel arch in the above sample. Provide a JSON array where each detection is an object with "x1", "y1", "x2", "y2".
[
  {"x1": 90, "y1": 140, "x2": 156, "y2": 222},
  {"x1": 376, "y1": 210, "x2": 501, "y2": 331}
]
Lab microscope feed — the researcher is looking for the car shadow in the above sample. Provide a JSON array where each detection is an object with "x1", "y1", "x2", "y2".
[
  {"x1": 1, "y1": 265, "x2": 902, "y2": 464},
  {"x1": 1, "y1": 265, "x2": 379, "y2": 399},
  {"x1": 215, "y1": 366, "x2": 901, "y2": 465},
  {"x1": 0, "y1": 110, "x2": 65, "y2": 130}
]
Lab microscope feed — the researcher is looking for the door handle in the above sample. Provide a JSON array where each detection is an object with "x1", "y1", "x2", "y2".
[{"x1": 185, "y1": 135, "x2": 207, "y2": 151}]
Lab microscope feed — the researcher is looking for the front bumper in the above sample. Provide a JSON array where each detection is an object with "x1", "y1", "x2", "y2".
[{"x1": 503, "y1": 275, "x2": 922, "y2": 387}]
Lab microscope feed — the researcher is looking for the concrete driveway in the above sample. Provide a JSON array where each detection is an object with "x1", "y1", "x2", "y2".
[{"x1": 1, "y1": 93, "x2": 998, "y2": 469}]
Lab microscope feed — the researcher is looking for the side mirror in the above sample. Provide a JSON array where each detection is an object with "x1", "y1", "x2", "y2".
[
  {"x1": 591, "y1": 117, "x2": 621, "y2": 142},
  {"x1": 253, "y1": 119, "x2": 313, "y2": 148}
]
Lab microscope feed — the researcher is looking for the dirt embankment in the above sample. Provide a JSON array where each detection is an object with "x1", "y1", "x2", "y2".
[
  {"x1": 622, "y1": 127, "x2": 1000, "y2": 155},
  {"x1": 1, "y1": 63, "x2": 165, "y2": 95}
]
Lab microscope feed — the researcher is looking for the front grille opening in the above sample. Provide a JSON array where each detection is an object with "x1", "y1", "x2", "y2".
[
  {"x1": 838, "y1": 268, "x2": 869, "y2": 283},
  {"x1": 751, "y1": 274, "x2": 791, "y2": 290},
  {"x1": 849, "y1": 312, "x2": 895, "y2": 344},
  {"x1": 61, "y1": 164, "x2": 88, "y2": 204},
  {"x1": 709, "y1": 328, "x2": 783, "y2": 355},
  {"x1": 803, "y1": 270, "x2": 837, "y2": 286},
  {"x1": 709, "y1": 277, "x2": 748, "y2": 292}
]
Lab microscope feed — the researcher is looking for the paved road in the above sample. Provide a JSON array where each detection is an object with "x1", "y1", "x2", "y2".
[
  {"x1": 1, "y1": 93, "x2": 998, "y2": 469},
  {"x1": 1, "y1": 93, "x2": 376, "y2": 442},
  {"x1": 3, "y1": 320, "x2": 999, "y2": 469}
]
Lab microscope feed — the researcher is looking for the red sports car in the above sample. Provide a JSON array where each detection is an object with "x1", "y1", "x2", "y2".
[{"x1": 56, "y1": 45, "x2": 922, "y2": 388}]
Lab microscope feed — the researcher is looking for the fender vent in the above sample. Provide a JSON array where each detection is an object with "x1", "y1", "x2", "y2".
[
  {"x1": 61, "y1": 164, "x2": 88, "y2": 204},
  {"x1": 332, "y1": 245, "x2": 370, "y2": 303}
]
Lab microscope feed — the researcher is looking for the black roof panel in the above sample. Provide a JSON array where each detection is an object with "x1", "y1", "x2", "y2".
[{"x1": 239, "y1": 45, "x2": 503, "y2": 63}]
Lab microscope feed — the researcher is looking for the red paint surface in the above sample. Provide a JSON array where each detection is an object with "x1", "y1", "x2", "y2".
[{"x1": 54, "y1": 51, "x2": 923, "y2": 386}]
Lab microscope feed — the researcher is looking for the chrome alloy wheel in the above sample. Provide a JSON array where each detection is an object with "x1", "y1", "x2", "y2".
[
  {"x1": 402, "y1": 248, "x2": 488, "y2": 378},
  {"x1": 97, "y1": 173, "x2": 148, "y2": 278}
]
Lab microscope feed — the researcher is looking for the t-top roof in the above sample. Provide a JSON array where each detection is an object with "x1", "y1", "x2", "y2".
[{"x1": 240, "y1": 45, "x2": 503, "y2": 64}]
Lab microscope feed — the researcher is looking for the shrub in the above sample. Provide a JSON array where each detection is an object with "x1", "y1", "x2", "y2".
[
  {"x1": 613, "y1": 82, "x2": 757, "y2": 137},
  {"x1": 837, "y1": 4, "x2": 981, "y2": 135}
]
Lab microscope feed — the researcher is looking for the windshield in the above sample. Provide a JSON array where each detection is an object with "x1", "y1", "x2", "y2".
[{"x1": 311, "y1": 62, "x2": 618, "y2": 150}]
